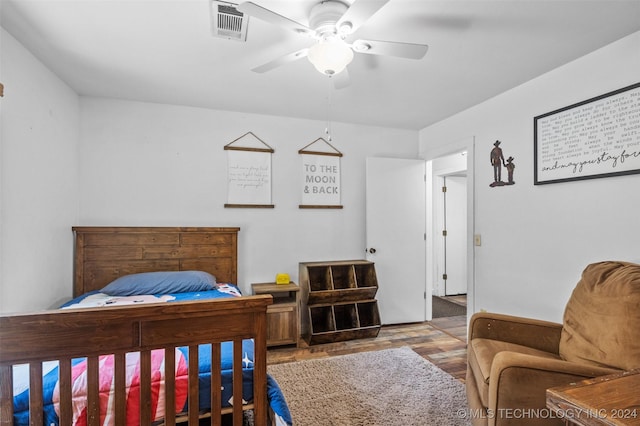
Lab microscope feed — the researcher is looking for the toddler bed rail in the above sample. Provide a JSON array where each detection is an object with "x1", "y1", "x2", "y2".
[{"x1": 0, "y1": 295, "x2": 272, "y2": 426}]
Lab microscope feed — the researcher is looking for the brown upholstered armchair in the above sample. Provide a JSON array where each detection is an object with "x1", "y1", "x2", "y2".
[{"x1": 466, "y1": 261, "x2": 640, "y2": 426}]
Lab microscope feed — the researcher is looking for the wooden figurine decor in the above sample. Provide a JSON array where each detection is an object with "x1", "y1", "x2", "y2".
[{"x1": 489, "y1": 140, "x2": 516, "y2": 187}]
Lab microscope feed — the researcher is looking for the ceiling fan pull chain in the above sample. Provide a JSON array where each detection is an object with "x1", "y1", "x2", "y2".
[{"x1": 326, "y1": 79, "x2": 333, "y2": 141}]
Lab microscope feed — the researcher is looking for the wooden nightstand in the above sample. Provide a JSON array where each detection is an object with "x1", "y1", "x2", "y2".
[{"x1": 251, "y1": 282, "x2": 300, "y2": 347}]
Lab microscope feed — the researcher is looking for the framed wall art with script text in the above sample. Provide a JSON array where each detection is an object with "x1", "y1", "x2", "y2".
[{"x1": 534, "y1": 82, "x2": 640, "y2": 185}]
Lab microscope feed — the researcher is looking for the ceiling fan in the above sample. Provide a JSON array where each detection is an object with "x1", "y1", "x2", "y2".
[{"x1": 236, "y1": 0, "x2": 429, "y2": 84}]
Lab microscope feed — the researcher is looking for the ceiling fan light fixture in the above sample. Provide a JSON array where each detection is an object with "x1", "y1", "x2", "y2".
[
  {"x1": 337, "y1": 21, "x2": 353, "y2": 35},
  {"x1": 352, "y1": 41, "x2": 371, "y2": 52},
  {"x1": 307, "y1": 38, "x2": 354, "y2": 76}
]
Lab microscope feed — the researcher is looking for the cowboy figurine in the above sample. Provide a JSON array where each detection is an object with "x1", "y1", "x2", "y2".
[
  {"x1": 505, "y1": 156, "x2": 515, "y2": 184},
  {"x1": 490, "y1": 140, "x2": 505, "y2": 183}
]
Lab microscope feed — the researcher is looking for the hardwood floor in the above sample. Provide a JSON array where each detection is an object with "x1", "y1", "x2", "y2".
[{"x1": 267, "y1": 297, "x2": 468, "y2": 383}]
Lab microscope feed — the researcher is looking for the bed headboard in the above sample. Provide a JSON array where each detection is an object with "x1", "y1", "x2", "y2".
[{"x1": 72, "y1": 227, "x2": 240, "y2": 297}]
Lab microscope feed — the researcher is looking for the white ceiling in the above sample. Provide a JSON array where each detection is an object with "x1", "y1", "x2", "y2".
[{"x1": 2, "y1": 0, "x2": 640, "y2": 130}]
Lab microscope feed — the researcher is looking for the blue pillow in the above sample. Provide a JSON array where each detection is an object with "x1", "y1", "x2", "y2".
[{"x1": 101, "y1": 271, "x2": 216, "y2": 296}]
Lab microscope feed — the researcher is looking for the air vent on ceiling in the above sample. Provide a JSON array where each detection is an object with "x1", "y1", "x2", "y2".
[{"x1": 211, "y1": 1, "x2": 249, "y2": 41}]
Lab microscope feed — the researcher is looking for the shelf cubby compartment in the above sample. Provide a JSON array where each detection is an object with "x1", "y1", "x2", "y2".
[
  {"x1": 357, "y1": 301, "x2": 381, "y2": 328},
  {"x1": 333, "y1": 303, "x2": 358, "y2": 330},
  {"x1": 354, "y1": 263, "x2": 378, "y2": 288},
  {"x1": 353, "y1": 263, "x2": 378, "y2": 301},
  {"x1": 307, "y1": 266, "x2": 332, "y2": 292},
  {"x1": 330, "y1": 265, "x2": 356, "y2": 290},
  {"x1": 310, "y1": 305, "x2": 335, "y2": 334}
]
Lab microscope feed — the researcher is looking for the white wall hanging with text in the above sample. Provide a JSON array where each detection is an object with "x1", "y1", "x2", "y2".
[
  {"x1": 299, "y1": 138, "x2": 343, "y2": 209},
  {"x1": 224, "y1": 132, "x2": 274, "y2": 208}
]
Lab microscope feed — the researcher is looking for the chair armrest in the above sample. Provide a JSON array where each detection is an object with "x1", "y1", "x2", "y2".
[
  {"x1": 488, "y1": 351, "x2": 621, "y2": 418},
  {"x1": 469, "y1": 312, "x2": 563, "y2": 354},
  {"x1": 491, "y1": 351, "x2": 621, "y2": 384}
]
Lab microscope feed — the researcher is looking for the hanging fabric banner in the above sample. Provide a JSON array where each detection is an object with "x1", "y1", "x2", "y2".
[
  {"x1": 224, "y1": 132, "x2": 274, "y2": 208},
  {"x1": 299, "y1": 138, "x2": 343, "y2": 209}
]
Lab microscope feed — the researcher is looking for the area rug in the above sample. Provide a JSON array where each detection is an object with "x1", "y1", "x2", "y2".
[
  {"x1": 267, "y1": 346, "x2": 471, "y2": 426},
  {"x1": 432, "y1": 296, "x2": 467, "y2": 318}
]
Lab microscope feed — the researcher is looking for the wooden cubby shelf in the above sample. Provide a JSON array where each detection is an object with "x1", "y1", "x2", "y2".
[{"x1": 300, "y1": 260, "x2": 381, "y2": 345}]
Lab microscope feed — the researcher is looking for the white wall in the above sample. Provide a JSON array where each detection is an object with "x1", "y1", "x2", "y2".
[
  {"x1": 419, "y1": 31, "x2": 640, "y2": 322},
  {"x1": 79, "y1": 97, "x2": 418, "y2": 295},
  {"x1": 0, "y1": 29, "x2": 80, "y2": 313}
]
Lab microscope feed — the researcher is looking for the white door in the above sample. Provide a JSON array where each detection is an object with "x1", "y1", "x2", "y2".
[
  {"x1": 443, "y1": 175, "x2": 467, "y2": 295},
  {"x1": 365, "y1": 157, "x2": 426, "y2": 325}
]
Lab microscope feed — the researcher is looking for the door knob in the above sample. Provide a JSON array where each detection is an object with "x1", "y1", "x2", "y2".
[{"x1": 368, "y1": 248, "x2": 377, "y2": 254}]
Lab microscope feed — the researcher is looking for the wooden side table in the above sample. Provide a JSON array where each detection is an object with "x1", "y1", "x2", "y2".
[
  {"x1": 251, "y1": 282, "x2": 300, "y2": 347},
  {"x1": 546, "y1": 369, "x2": 640, "y2": 425}
]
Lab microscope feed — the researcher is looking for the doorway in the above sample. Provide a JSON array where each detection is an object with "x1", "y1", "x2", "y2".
[
  {"x1": 425, "y1": 142, "x2": 474, "y2": 320},
  {"x1": 365, "y1": 142, "x2": 474, "y2": 323}
]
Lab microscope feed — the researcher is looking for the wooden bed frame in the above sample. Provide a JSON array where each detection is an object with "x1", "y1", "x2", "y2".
[
  {"x1": 72, "y1": 226, "x2": 241, "y2": 297},
  {"x1": 0, "y1": 226, "x2": 273, "y2": 426}
]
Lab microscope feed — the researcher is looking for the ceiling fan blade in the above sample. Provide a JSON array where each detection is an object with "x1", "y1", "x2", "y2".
[
  {"x1": 332, "y1": 68, "x2": 351, "y2": 89},
  {"x1": 251, "y1": 48, "x2": 309, "y2": 73},
  {"x1": 351, "y1": 39, "x2": 429, "y2": 59},
  {"x1": 337, "y1": 0, "x2": 390, "y2": 34},
  {"x1": 237, "y1": 2, "x2": 312, "y2": 36}
]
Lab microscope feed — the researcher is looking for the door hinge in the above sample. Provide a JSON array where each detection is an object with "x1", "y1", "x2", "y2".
[
  {"x1": 442, "y1": 273, "x2": 448, "y2": 280},
  {"x1": 424, "y1": 232, "x2": 427, "y2": 240},
  {"x1": 442, "y1": 186, "x2": 447, "y2": 192},
  {"x1": 442, "y1": 230, "x2": 447, "y2": 237},
  {"x1": 424, "y1": 291, "x2": 427, "y2": 299}
]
